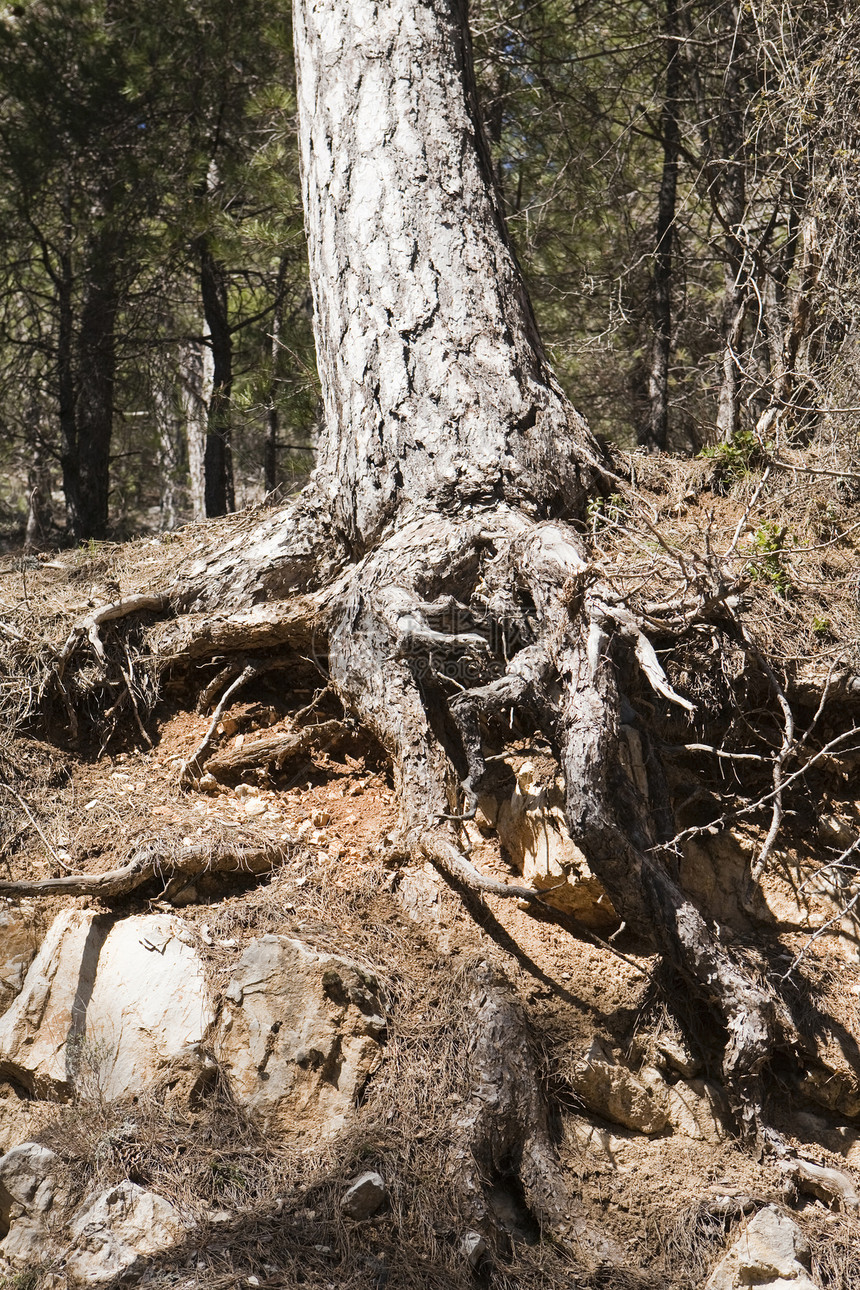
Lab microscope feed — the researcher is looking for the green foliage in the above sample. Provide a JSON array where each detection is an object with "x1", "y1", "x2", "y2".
[
  {"x1": 748, "y1": 521, "x2": 792, "y2": 597},
  {"x1": 587, "y1": 492, "x2": 627, "y2": 533},
  {"x1": 699, "y1": 430, "x2": 770, "y2": 482},
  {"x1": 0, "y1": 0, "x2": 315, "y2": 537}
]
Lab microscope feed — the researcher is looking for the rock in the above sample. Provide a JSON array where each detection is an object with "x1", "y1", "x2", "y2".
[
  {"x1": 704, "y1": 1205, "x2": 818, "y2": 1290},
  {"x1": 461, "y1": 1230, "x2": 489, "y2": 1269},
  {"x1": 0, "y1": 902, "x2": 40, "y2": 1014},
  {"x1": 66, "y1": 1180, "x2": 184, "y2": 1285},
  {"x1": 0, "y1": 1141, "x2": 61, "y2": 1263},
  {"x1": 655, "y1": 1034, "x2": 701, "y2": 1078},
  {"x1": 488, "y1": 758, "x2": 617, "y2": 930},
  {"x1": 0, "y1": 910, "x2": 215, "y2": 1100},
  {"x1": 568, "y1": 1117, "x2": 639, "y2": 1168},
  {"x1": 570, "y1": 1040, "x2": 669, "y2": 1134},
  {"x1": 217, "y1": 935, "x2": 385, "y2": 1137},
  {"x1": 341, "y1": 1171, "x2": 386, "y2": 1219},
  {"x1": 796, "y1": 1042, "x2": 860, "y2": 1119},
  {"x1": 665, "y1": 1079, "x2": 728, "y2": 1142}
]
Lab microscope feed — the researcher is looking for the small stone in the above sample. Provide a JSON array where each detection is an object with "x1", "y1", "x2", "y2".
[
  {"x1": 461, "y1": 1231, "x2": 489, "y2": 1269},
  {"x1": 656, "y1": 1035, "x2": 701, "y2": 1078},
  {"x1": 243, "y1": 799, "x2": 267, "y2": 817},
  {"x1": 341, "y1": 1171, "x2": 386, "y2": 1220}
]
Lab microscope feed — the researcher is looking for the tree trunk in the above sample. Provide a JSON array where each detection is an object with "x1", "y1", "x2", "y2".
[
  {"x1": 294, "y1": 0, "x2": 596, "y2": 551},
  {"x1": 155, "y1": 376, "x2": 183, "y2": 532},
  {"x1": 713, "y1": 5, "x2": 748, "y2": 444},
  {"x1": 57, "y1": 250, "x2": 81, "y2": 538},
  {"x1": 264, "y1": 256, "x2": 288, "y2": 495},
  {"x1": 24, "y1": 407, "x2": 53, "y2": 550},
  {"x1": 75, "y1": 232, "x2": 118, "y2": 540},
  {"x1": 643, "y1": 0, "x2": 680, "y2": 453},
  {"x1": 200, "y1": 240, "x2": 235, "y2": 517},
  {"x1": 180, "y1": 338, "x2": 212, "y2": 523}
]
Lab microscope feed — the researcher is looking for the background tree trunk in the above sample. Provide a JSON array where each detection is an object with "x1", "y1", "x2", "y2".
[
  {"x1": 643, "y1": 0, "x2": 680, "y2": 453},
  {"x1": 200, "y1": 239, "x2": 235, "y2": 517},
  {"x1": 75, "y1": 233, "x2": 118, "y2": 540}
]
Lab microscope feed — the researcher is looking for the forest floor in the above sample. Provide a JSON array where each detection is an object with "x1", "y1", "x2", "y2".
[{"x1": 2, "y1": 452, "x2": 860, "y2": 1287}]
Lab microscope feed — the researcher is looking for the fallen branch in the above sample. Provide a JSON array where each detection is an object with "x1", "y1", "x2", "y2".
[
  {"x1": 780, "y1": 1156, "x2": 860, "y2": 1213},
  {"x1": 180, "y1": 662, "x2": 261, "y2": 785},
  {"x1": 0, "y1": 838, "x2": 293, "y2": 901},
  {"x1": 203, "y1": 719, "x2": 350, "y2": 781}
]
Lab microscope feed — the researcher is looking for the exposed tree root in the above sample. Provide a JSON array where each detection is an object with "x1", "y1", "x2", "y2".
[
  {"x1": 455, "y1": 967, "x2": 566, "y2": 1234},
  {"x1": 40, "y1": 496, "x2": 806, "y2": 1143},
  {"x1": 202, "y1": 720, "x2": 350, "y2": 783},
  {"x1": 0, "y1": 839, "x2": 291, "y2": 901}
]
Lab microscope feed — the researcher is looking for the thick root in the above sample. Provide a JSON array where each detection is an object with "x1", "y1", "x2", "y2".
[{"x1": 455, "y1": 967, "x2": 566, "y2": 1232}]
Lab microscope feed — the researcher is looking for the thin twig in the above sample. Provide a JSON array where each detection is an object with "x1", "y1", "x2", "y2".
[{"x1": 0, "y1": 782, "x2": 72, "y2": 872}]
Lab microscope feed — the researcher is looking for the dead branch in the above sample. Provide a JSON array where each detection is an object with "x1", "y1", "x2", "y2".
[
  {"x1": 0, "y1": 838, "x2": 292, "y2": 901},
  {"x1": 203, "y1": 720, "x2": 350, "y2": 781},
  {"x1": 180, "y1": 662, "x2": 262, "y2": 785},
  {"x1": 780, "y1": 1156, "x2": 860, "y2": 1213},
  {"x1": 57, "y1": 594, "x2": 167, "y2": 674}
]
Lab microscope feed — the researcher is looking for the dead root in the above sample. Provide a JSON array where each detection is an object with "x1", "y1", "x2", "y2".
[{"x1": 0, "y1": 838, "x2": 292, "y2": 901}]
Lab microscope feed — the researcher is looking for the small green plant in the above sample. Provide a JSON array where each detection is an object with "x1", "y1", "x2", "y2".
[
  {"x1": 748, "y1": 521, "x2": 792, "y2": 597},
  {"x1": 0, "y1": 1269, "x2": 45, "y2": 1289},
  {"x1": 210, "y1": 1159, "x2": 250, "y2": 1196},
  {"x1": 812, "y1": 615, "x2": 832, "y2": 638},
  {"x1": 587, "y1": 492, "x2": 626, "y2": 533},
  {"x1": 700, "y1": 429, "x2": 770, "y2": 482}
]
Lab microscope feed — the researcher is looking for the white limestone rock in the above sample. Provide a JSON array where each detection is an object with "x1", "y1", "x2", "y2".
[
  {"x1": 216, "y1": 935, "x2": 385, "y2": 1137},
  {"x1": 704, "y1": 1205, "x2": 819, "y2": 1290},
  {"x1": 487, "y1": 758, "x2": 617, "y2": 930},
  {"x1": 66, "y1": 1180, "x2": 184, "y2": 1285},
  {"x1": 0, "y1": 1141, "x2": 61, "y2": 1264},
  {"x1": 0, "y1": 910, "x2": 214, "y2": 1100},
  {"x1": 665, "y1": 1078, "x2": 729, "y2": 1142},
  {"x1": 0, "y1": 902, "x2": 40, "y2": 1014},
  {"x1": 570, "y1": 1039, "x2": 669, "y2": 1134}
]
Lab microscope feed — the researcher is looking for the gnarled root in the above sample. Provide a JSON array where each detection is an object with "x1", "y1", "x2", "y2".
[
  {"x1": 45, "y1": 501, "x2": 795, "y2": 1142},
  {"x1": 0, "y1": 838, "x2": 292, "y2": 901},
  {"x1": 454, "y1": 967, "x2": 566, "y2": 1235},
  {"x1": 318, "y1": 507, "x2": 793, "y2": 1141}
]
